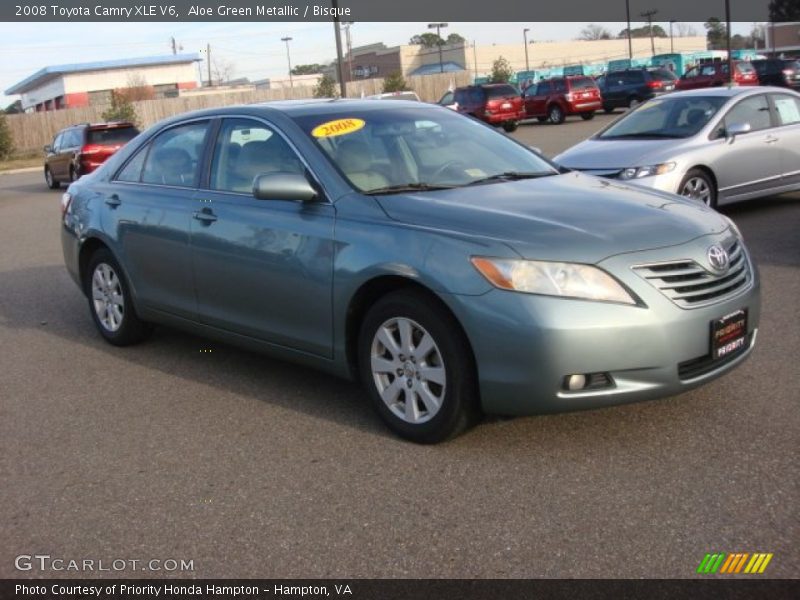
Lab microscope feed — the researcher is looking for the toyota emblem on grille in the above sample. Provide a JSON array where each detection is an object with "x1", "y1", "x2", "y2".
[{"x1": 707, "y1": 244, "x2": 730, "y2": 273}]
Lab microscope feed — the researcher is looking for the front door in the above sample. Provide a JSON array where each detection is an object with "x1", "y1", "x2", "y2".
[{"x1": 190, "y1": 117, "x2": 335, "y2": 357}]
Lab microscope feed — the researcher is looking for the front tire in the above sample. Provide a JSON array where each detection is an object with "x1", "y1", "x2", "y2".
[
  {"x1": 679, "y1": 168, "x2": 718, "y2": 209},
  {"x1": 45, "y1": 166, "x2": 60, "y2": 189},
  {"x1": 84, "y1": 248, "x2": 151, "y2": 346},
  {"x1": 580, "y1": 112, "x2": 595, "y2": 120},
  {"x1": 502, "y1": 121, "x2": 519, "y2": 132},
  {"x1": 358, "y1": 289, "x2": 480, "y2": 443}
]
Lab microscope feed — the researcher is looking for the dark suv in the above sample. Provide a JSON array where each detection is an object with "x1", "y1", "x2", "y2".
[
  {"x1": 597, "y1": 68, "x2": 677, "y2": 112},
  {"x1": 751, "y1": 58, "x2": 800, "y2": 90},
  {"x1": 447, "y1": 84, "x2": 525, "y2": 132},
  {"x1": 522, "y1": 76, "x2": 602, "y2": 124},
  {"x1": 44, "y1": 122, "x2": 139, "y2": 189}
]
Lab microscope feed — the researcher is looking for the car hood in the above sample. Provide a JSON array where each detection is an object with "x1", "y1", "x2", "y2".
[
  {"x1": 553, "y1": 138, "x2": 682, "y2": 170},
  {"x1": 374, "y1": 172, "x2": 728, "y2": 263}
]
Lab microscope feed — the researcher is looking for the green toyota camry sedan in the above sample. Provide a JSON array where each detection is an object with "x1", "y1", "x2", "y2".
[{"x1": 61, "y1": 100, "x2": 760, "y2": 443}]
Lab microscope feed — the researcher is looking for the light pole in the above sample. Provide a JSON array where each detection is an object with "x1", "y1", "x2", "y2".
[
  {"x1": 669, "y1": 20, "x2": 676, "y2": 53},
  {"x1": 342, "y1": 22, "x2": 354, "y2": 83},
  {"x1": 331, "y1": 0, "x2": 346, "y2": 97},
  {"x1": 641, "y1": 9, "x2": 659, "y2": 56},
  {"x1": 281, "y1": 37, "x2": 293, "y2": 90},
  {"x1": 523, "y1": 28, "x2": 530, "y2": 73},
  {"x1": 625, "y1": 0, "x2": 633, "y2": 60},
  {"x1": 724, "y1": 0, "x2": 732, "y2": 84},
  {"x1": 428, "y1": 22, "x2": 448, "y2": 73}
]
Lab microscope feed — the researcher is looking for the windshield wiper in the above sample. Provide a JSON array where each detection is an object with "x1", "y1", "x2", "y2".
[
  {"x1": 465, "y1": 171, "x2": 557, "y2": 186},
  {"x1": 364, "y1": 182, "x2": 458, "y2": 195}
]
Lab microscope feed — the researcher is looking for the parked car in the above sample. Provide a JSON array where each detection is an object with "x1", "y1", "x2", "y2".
[
  {"x1": 554, "y1": 87, "x2": 800, "y2": 208},
  {"x1": 676, "y1": 60, "x2": 759, "y2": 90},
  {"x1": 522, "y1": 76, "x2": 602, "y2": 124},
  {"x1": 44, "y1": 121, "x2": 139, "y2": 189},
  {"x1": 751, "y1": 58, "x2": 800, "y2": 90},
  {"x1": 61, "y1": 100, "x2": 759, "y2": 442},
  {"x1": 445, "y1": 84, "x2": 525, "y2": 131},
  {"x1": 367, "y1": 91, "x2": 421, "y2": 101},
  {"x1": 597, "y1": 68, "x2": 678, "y2": 112},
  {"x1": 436, "y1": 90, "x2": 457, "y2": 110}
]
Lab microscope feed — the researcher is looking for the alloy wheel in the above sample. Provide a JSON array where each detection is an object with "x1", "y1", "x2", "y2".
[
  {"x1": 91, "y1": 263, "x2": 125, "y2": 332},
  {"x1": 681, "y1": 177, "x2": 712, "y2": 206}
]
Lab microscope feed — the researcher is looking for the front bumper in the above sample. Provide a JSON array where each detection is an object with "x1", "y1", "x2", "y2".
[{"x1": 447, "y1": 233, "x2": 760, "y2": 415}]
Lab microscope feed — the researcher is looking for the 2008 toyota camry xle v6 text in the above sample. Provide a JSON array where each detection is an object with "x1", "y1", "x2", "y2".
[{"x1": 61, "y1": 100, "x2": 760, "y2": 443}]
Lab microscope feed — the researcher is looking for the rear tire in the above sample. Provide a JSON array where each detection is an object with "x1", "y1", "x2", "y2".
[
  {"x1": 45, "y1": 166, "x2": 60, "y2": 189},
  {"x1": 502, "y1": 121, "x2": 519, "y2": 132},
  {"x1": 358, "y1": 289, "x2": 480, "y2": 443},
  {"x1": 84, "y1": 248, "x2": 151, "y2": 346},
  {"x1": 603, "y1": 105, "x2": 615, "y2": 114},
  {"x1": 580, "y1": 112, "x2": 595, "y2": 120},
  {"x1": 547, "y1": 104, "x2": 565, "y2": 124},
  {"x1": 628, "y1": 96, "x2": 642, "y2": 109}
]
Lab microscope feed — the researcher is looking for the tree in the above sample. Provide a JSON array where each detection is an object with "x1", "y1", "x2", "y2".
[
  {"x1": 704, "y1": 18, "x2": 727, "y2": 50},
  {"x1": 382, "y1": 72, "x2": 409, "y2": 93},
  {"x1": 409, "y1": 32, "x2": 445, "y2": 47},
  {"x1": 618, "y1": 25, "x2": 667, "y2": 38},
  {"x1": 489, "y1": 56, "x2": 513, "y2": 84},
  {"x1": 4, "y1": 100, "x2": 22, "y2": 114},
  {"x1": 291, "y1": 64, "x2": 323, "y2": 76},
  {"x1": 749, "y1": 23, "x2": 766, "y2": 49},
  {"x1": 769, "y1": 0, "x2": 800, "y2": 20},
  {"x1": 579, "y1": 24, "x2": 612, "y2": 40},
  {"x1": 101, "y1": 90, "x2": 139, "y2": 126},
  {"x1": 446, "y1": 33, "x2": 466, "y2": 45},
  {"x1": 674, "y1": 23, "x2": 698, "y2": 37},
  {"x1": 211, "y1": 58, "x2": 235, "y2": 84},
  {"x1": 0, "y1": 111, "x2": 13, "y2": 161},
  {"x1": 313, "y1": 74, "x2": 338, "y2": 98},
  {"x1": 121, "y1": 74, "x2": 154, "y2": 102}
]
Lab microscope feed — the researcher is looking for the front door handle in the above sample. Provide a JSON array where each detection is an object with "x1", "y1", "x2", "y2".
[
  {"x1": 193, "y1": 209, "x2": 217, "y2": 223},
  {"x1": 764, "y1": 135, "x2": 779, "y2": 144},
  {"x1": 105, "y1": 194, "x2": 121, "y2": 208}
]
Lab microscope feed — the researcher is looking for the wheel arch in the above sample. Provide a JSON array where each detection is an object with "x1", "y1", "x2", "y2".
[{"x1": 344, "y1": 275, "x2": 477, "y2": 383}]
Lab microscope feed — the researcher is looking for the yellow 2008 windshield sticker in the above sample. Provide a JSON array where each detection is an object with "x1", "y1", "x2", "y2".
[{"x1": 312, "y1": 118, "x2": 365, "y2": 138}]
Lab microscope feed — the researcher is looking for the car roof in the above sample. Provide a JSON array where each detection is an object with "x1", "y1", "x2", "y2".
[{"x1": 662, "y1": 86, "x2": 792, "y2": 99}]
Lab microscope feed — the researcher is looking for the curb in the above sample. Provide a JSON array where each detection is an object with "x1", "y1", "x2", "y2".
[{"x1": 0, "y1": 167, "x2": 41, "y2": 175}]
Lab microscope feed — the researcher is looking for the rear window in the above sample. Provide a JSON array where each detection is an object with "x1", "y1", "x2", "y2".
[
  {"x1": 649, "y1": 69, "x2": 678, "y2": 82},
  {"x1": 735, "y1": 62, "x2": 755, "y2": 74},
  {"x1": 485, "y1": 85, "x2": 518, "y2": 99},
  {"x1": 568, "y1": 77, "x2": 597, "y2": 90},
  {"x1": 87, "y1": 126, "x2": 139, "y2": 145}
]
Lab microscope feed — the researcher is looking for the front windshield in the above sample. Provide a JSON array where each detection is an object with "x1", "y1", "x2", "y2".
[
  {"x1": 597, "y1": 96, "x2": 727, "y2": 140},
  {"x1": 292, "y1": 106, "x2": 556, "y2": 193}
]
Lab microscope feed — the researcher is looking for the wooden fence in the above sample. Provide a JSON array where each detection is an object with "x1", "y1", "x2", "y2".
[{"x1": 6, "y1": 71, "x2": 472, "y2": 154}]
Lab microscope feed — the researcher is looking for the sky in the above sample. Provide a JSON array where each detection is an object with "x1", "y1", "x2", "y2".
[{"x1": 0, "y1": 21, "x2": 759, "y2": 106}]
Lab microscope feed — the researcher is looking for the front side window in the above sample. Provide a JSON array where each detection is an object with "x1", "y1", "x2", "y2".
[
  {"x1": 209, "y1": 118, "x2": 303, "y2": 193},
  {"x1": 598, "y1": 96, "x2": 727, "y2": 139},
  {"x1": 439, "y1": 91, "x2": 454, "y2": 105},
  {"x1": 141, "y1": 121, "x2": 209, "y2": 187},
  {"x1": 293, "y1": 107, "x2": 556, "y2": 193},
  {"x1": 723, "y1": 95, "x2": 772, "y2": 133}
]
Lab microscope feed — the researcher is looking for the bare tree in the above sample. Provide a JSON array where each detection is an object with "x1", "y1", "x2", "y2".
[
  {"x1": 579, "y1": 24, "x2": 612, "y2": 40},
  {"x1": 120, "y1": 74, "x2": 154, "y2": 102},
  {"x1": 674, "y1": 22, "x2": 698, "y2": 37},
  {"x1": 211, "y1": 58, "x2": 235, "y2": 85}
]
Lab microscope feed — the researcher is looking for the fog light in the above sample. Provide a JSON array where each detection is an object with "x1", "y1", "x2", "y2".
[{"x1": 566, "y1": 374, "x2": 586, "y2": 391}]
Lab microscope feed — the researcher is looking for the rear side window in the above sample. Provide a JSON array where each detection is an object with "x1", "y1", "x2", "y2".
[
  {"x1": 141, "y1": 121, "x2": 209, "y2": 187},
  {"x1": 736, "y1": 62, "x2": 755, "y2": 75},
  {"x1": 439, "y1": 91, "x2": 454, "y2": 105},
  {"x1": 116, "y1": 145, "x2": 148, "y2": 182},
  {"x1": 87, "y1": 126, "x2": 139, "y2": 145},
  {"x1": 650, "y1": 69, "x2": 677, "y2": 82},
  {"x1": 621, "y1": 71, "x2": 644, "y2": 84},
  {"x1": 724, "y1": 95, "x2": 772, "y2": 132},
  {"x1": 537, "y1": 81, "x2": 552, "y2": 95},
  {"x1": 773, "y1": 94, "x2": 800, "y2": 126}
]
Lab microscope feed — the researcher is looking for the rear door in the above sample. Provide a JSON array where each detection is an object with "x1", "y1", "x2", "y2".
[
  {"x1": 770, "y1": 92, "x2": 800, "y2": 187},
  {"x1": 527, "y1": 81, "x2": 550, "y2": 116}
]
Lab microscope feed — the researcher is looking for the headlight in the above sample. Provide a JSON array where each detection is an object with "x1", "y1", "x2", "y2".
[
  {"x1": 619, "y1": 162, "x2": 676, "y2": 180},
  {"x1": 471, "y1": 257, "x2": 636, "y2": 304},
  {"x1": 723, "y1": 215, "x2": 742, "y2": 239}
]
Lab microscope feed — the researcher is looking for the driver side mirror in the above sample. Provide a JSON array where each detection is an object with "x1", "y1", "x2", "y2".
[
  {"x1": 253, "y1": 172, "x2": 319, "y2": 203},
  {"x1": 43, "y1": 144, "x2": 52, "y2": 153},
  {"x1": 726, "y1": 122, "x2": 751, "y2": 142}
]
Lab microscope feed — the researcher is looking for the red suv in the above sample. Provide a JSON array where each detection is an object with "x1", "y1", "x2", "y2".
[
  {"x1": 44, "y1": 121, "x2": 139, "y2": 189},
  {"x1": 451, "y1": 84, "x2": 525, "y2": 132},
  {"x1": 676, "y1": 60, "x2": 759, "y2": 90},
  {"x1": 522, "y1": 76, "x2": 602, "y2": 124}
]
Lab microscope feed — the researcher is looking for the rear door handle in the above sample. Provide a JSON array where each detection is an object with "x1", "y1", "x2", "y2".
[
  {"x1": 764, "y1": 136, "x2": 779, "y2": 144},
  {"x1": 105, "y1": 194, "x2": 121, "y2": 208},
  {"x1": 193, "y1": 209, "x2": 217, "y2": 223}
]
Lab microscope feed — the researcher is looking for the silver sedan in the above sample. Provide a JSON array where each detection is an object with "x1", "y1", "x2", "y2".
[{"x1": 554, "y1": 86, "x2": 800, "y2": 208}]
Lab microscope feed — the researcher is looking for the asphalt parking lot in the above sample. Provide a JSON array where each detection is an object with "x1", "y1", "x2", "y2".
[{"x1": 1, "y1": 113, "x2": 798, "y2": 579}]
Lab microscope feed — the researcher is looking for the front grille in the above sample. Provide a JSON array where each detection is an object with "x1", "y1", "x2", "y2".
[
  {"x1": 678, "y1": 332, "x2": 753, "y2": 380},
  {"x1": 577, "y1": 168, "x2": 623, "y2": 179},
  {"x1": 632, "y1": 239, "x2": 752, "y2": 308}
]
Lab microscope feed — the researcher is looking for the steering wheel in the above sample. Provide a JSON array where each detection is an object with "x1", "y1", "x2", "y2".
[{"x1": 430, "y1": 160, "x2": 465, "y2": 180}]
